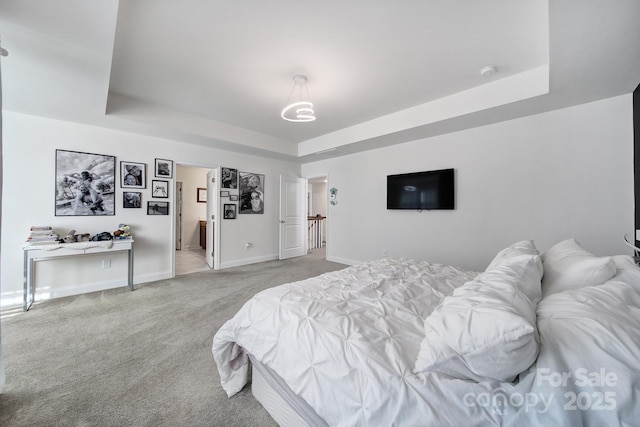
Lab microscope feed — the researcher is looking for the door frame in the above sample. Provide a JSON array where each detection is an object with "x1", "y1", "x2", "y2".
[
  {"x1": 172, "y1": 161, "x2": 220, "y2": 277},
  {"x1": 304, "y1": 173, "x2": 329, "y2": 258}
]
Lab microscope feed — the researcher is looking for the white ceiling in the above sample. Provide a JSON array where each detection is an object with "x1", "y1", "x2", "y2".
[{"x1": 1, "y1": 1, "x2": 639, "y2": 162}]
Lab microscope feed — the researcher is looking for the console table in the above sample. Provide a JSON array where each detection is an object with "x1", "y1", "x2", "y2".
[{"x1": 22, "y1": 239, "x2": 134, "y2": 311}]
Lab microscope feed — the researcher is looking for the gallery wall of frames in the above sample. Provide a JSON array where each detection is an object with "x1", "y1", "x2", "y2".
[{"x1": 55, "y1": 149, "x2": 174, "y2": 217}]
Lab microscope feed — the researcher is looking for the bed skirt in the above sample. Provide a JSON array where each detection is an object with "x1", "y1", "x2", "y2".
[{"x1": 249, "y1": 355, "x2": 327, "y2": 427}]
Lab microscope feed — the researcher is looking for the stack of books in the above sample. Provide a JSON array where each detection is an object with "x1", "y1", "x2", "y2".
[{"x1": 26, "y1": 226, "x2": 60, "y2": 245}]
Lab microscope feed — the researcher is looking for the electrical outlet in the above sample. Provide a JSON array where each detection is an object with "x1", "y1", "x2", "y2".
[{"x1": 102, "y1": 259, "x2": 111, "y2": 269}]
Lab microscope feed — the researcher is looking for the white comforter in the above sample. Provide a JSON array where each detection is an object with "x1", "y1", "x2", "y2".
[{"x1": 213, "y1": 257, "x2": 640, "y2": 426}]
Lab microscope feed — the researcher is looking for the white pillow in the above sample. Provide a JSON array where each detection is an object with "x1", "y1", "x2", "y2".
[
  {"x1": 486, "y1": 240, "x2": 543, "y2": 276},
  {"x1": 541, "y1": 238, "x2": 616, "y2": 296},
  {"x1": 414, "y1": 256, "x2": 541, "y2": 382}
]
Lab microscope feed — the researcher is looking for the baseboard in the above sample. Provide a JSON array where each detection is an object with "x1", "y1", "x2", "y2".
[
  {"x1": 326, "y1": 255, "x2": 361, "y2": 266},
  {"x1": 1, "y1": 279, "x2": 128, "y2": 309},
  {"x1": 0, "y1": 271, "x2": 173, "y2": 309},
  {"x1": 219, "y1": 254, "x2": 279, "y2": 269}
]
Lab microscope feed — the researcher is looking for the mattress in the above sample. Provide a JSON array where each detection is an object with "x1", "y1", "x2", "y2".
[{"x1": 250, "y1": 355, "x2": 326, "y2": 427}]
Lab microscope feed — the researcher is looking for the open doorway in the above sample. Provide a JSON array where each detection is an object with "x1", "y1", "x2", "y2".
[
  {"x1": 175, "y1": 164, "x2": 216, "y2": 275},
  {"x1": 307, "y1": 175, "x2": 328, "y2": 260}
]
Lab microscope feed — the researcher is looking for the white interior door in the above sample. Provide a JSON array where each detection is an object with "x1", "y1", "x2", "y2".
[
  {"x1": 175, "y1": 181, "x2": 182, "y2": 250},
  {"x1": 206, "y1": 169, "x2": 219, "y2": 268},
  {"x1": 279, "y1": 175, "x2": 307, "y2": 259}
]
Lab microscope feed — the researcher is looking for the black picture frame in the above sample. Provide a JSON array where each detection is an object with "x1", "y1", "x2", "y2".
[
  {"x1": 223, "y1": 204, "x2": 237, "y2": 219},
  {"x1": 197, "y1": 187, "x2": 207, "y2": 203},
  {"x1": 155, "y1": 158, "x2": 173, "y2": 178},
  {"x1": 55, "y1": 149, "x2": 116, "y2": 216},
  {"x1": 152, "y1": 180, "x2": 169, "y2": 198},
  {"x1": 120, "y1": 161, "x2": 146, "y2": 189},
  {"x1": 221, "y1": 167, "x2": 238, "y2": 189},
  {"x1": 220, "y1": 190, "x2": 230, "y2": 197},
  {"x1": 229, "y1": 195, "x2": 238, "y2": 201},
  {"x1": 239, "y1": 171, "x2": 264, "y2": 214},
  {"x1": 123, "y1": 192, "x2": 142, "y2": 208},
  {"x1": 147, "y1": 201, "x2": 169, "y2": 215}
]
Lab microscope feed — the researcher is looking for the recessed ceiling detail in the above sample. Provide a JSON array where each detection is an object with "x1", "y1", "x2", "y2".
[{"x1": 1, "y1": 0, "x2": 639, "y2": 162}]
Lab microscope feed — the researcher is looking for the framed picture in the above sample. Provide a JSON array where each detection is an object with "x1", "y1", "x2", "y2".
[
  {"x1": 197, "y1": 187, "x2": 207, "y2": 203},
  {"x1": 155, "y1": 158, "x2": 173, "y2": 178},
  {"x1": 229, "y1": 195, "x2": 238, "y2": 201},
  {"x1": 220, "y1": 190, "x2": 230, "y2": 197},
  {"x1": 221, "y1": 167, "x2": 238, "y2": 189},
  {"x1": 239, "y1": 171, "x2": 264, "y2": 214},
  {"x1": 123, "y1": 192, "x2": 142, "y2": 208},
  {"x1": 55, "y1": 149, "x2": 116, "y2": 216},
  {"x1": 152, "y1": 180, "x2": 169, "y2": 198},
  {"x1": 147, "y1": 201, "x2": 169, "y2": 215},
  {"x1": 120, "y1": 161, "x2": 146, "y2": 189},
  {"x1": 223, "y1": 204, "x2": 237, "y2": 219}
]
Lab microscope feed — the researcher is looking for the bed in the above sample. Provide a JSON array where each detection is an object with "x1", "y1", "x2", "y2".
[{"x1": 212, "y1": 239, "x2": 640, "y2": 426}]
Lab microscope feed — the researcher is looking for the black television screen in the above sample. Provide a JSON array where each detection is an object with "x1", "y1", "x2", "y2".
[{"x1": 387, "y1": 168, "x2": 455, "y2": 210}]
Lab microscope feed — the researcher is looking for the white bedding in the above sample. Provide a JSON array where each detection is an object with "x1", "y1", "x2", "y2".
[{"x1": 213, "y1": 256, "x2": 640, "y2": 426}]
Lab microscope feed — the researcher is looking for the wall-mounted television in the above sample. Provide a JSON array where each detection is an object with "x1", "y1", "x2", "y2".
[{"x1": 387, "y1": 168, "x2": 455, "y2": 210}]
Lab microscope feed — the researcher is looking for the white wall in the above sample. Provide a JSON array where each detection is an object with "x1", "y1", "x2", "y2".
[
  {"x1": 310, "y1": 181, "x2": 327, "y2": 217},
  {"x1": 176, "y1": 165, "x2": 207, "y2": 250},
  {"x1": 303, "y1": 95, "x2": 635, "y2": 270},
  {"x1": 1, "y1": 112, "x2": 300, "y2": 307}
]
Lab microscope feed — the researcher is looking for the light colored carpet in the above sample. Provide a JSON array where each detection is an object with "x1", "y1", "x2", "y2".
[{"x1": 0, "y1": 250, "x2": 344, "y2": 426}]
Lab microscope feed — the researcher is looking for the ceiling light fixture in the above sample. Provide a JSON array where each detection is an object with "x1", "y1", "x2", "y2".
[{"x1": 281, "y1": 75, "x2": 316, "y2": 122}]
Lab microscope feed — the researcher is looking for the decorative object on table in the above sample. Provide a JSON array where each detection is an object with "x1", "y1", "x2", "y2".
[
  {"x1": 221, "y1": 167, "x2": 238, "y2": 189},
  {"x1": 197, "y1": 187, "x2": 207, "y2": 203},
  {"x1": 223, "y1": 204, "x2": 237, "y2": 219},
  {"x1": 90, "y1": 231, "x2": 113, "y2": 241},
  {"x1": 123, "y1": 192, "x2": 142, "y2": 208},
  {"x1": 63, "y1": 229, "x2": 77, "y2": 243},
  {"x1": 55, "y1": 149, "x2": 116, "y2": 216},
  {"x1": 329, "y1": 187, "x2": 338, "y2": 205},
  {"x1": 154, "y1": 158, "x2": 173, "y2": 178},
  {"x1": 120, "y1": 161, "x2": 146, "y2": 189},
  {"x1": 152, "y1": 180, "x2": 169, "y2": 198},
  {"x1": 113, "y1": 224, "x2": 132, "y2": 239},
  {"x1": 147, "y1": 201, "x2": 169, "y2": 215},
  {"x1": 239, "y1": 171, "x2": 264, "y2": 214},
  {"x1": 26, "y1": 226, "x2": 60, "y2": 245}
]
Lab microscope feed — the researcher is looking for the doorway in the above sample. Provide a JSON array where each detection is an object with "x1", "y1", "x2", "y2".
[
  {"x1": 307, "y1": 175, "x2": 328, "y2": 259},
  {"x1": 174, "y1": 164, "x2": 217, "y2": 275}
]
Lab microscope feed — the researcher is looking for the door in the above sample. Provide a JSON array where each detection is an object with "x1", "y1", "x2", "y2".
[
  {"x1": 175, "y1": 182, "x2": 182, "y2": 250},
  {"x1": 279, "y1": 175, "x2": 307, "y2": 259},
  {"x1": 206, "y1": 169, "x2": 219, "y2": 269}
]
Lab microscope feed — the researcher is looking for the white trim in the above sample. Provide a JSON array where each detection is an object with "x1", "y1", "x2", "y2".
[{"x1": 219, "y1": 254, "x2": 279, "y2": 270}]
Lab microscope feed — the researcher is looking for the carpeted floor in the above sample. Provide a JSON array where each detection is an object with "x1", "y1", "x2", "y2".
[{"x1": 0, "y1": 250, "x2": 344, "y2": 426}]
